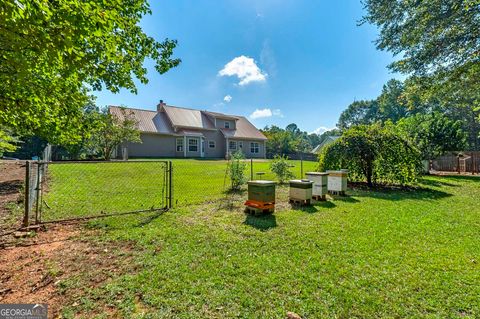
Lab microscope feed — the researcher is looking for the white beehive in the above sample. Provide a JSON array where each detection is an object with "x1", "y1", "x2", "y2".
[
  {"x1": 326, "y1": 170, "x2": 348, "y2": 194},
  {"x1": 305, "y1": 172, "x2": 328, "y2": 200},
  {"x1": 289, "y1": 179, "x2": 313, "y2": 203}
]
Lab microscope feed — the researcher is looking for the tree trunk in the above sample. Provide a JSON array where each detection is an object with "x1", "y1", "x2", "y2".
[{"x1": 366, "y1": 163, "x2": 373, "y2": 187}]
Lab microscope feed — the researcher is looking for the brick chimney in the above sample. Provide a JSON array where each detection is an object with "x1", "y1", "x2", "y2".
[{"x1": 157, "y1": 99, "x2": 166, "y2": 112}]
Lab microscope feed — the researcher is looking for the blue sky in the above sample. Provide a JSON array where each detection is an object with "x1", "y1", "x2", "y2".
[{"x1": 94, "y1": 0, "x2": 401, "y2": 135}]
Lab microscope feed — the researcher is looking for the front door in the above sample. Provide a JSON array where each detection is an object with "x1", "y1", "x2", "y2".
[{"x1": 201, "y1": 138, "x2": 205, "y2": 158}]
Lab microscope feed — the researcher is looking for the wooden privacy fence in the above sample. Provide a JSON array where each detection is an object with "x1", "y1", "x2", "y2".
[{"x1": 432, "y1": 152, "x2": 480, "y2": 174}]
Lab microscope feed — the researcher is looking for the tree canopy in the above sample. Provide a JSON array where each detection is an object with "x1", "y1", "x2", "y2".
[
  {"x1": 0, "y1": 0, "x2": 180, "y2": 145},
  {"x1": 319, "y1": 124, "x2": 422, "y2": 186},
  {"x1": 362, "y1": 0, "x2": 480, "y2": 135},
  {"x1": 262, "y1": 124, "x2": 320, "y2": 156}
]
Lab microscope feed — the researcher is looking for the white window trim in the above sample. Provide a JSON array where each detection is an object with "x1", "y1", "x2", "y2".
[
  {"x1": 176, "y1": 138, "x2": 184, "y2": 152},
  {"x1": 208, "y1": 140, "x2": 216, "y2": 149},
  {"x1": 229, "y1": 140, "x2": 237, "y2": 150},
  {"x1": 188, "y1": 138, "x2": 199, "y2": 152},
  {"x1": 224, "y1": 121, "x2": 230, "y2": 129},
  {"x1": 250, "y1": 142, "x2": 259, "y2": 154}
]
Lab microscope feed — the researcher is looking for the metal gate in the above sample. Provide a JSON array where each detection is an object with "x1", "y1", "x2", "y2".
[{"x1": 24, "y1": 160, "x2": 172, "y2": 225}]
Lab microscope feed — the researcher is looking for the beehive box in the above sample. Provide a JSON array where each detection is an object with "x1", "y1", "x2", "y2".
[
  {"x1": 289, "y1": 179, "x2": 313, "y2": 202},
  {"x1": 247, "y1": 180, "x2": 276, "y2": 203},
  {"x1": 326, "y1": 170, "x2": 348, "y2": 193},
  {"x1": 305, "y1": 172, "x2": 328, "y2": 199}
]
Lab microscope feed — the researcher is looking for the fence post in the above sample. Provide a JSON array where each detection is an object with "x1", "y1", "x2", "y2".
[
  {"x1": 23, "y1": 161, "x2": 31, "y2": 227},
  {"x1": 250, "y1": 158, "x2": 253, "y2": 180},
  {"x1": 300, "y1": 155, "x2": 304, "y2": 178},
  {"x1": 34, "y1": 163, "x2": 41, "y2": 224},
  {"x1": 168, "y1": 161, "x2": 173, "y2": 209}
]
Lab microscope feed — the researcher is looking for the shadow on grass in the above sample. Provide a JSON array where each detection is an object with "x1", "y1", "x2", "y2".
[
  {"x1": 418, "y1": 178, "x2": 457, "y2": 188},
  {"x1": 297, "y1": 205, "x2": 320, "y2": 214},
  {"x1": 331, "y1": 195, "x2": 360, "y2": 203},
  {"x1": 313, "y1": 201, "x2": 336, "y2": 209},
  {"x1": 135, "y1": 209, "x2": 167, "y2": 227},
  {"x1": 243, "y1": 214, "x2": 277, "y2": 231},
  {"x1": 349, "y1": 186, "x2": 452, "y2": 201}
]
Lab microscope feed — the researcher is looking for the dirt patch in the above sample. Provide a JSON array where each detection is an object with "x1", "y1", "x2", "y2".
[
  {"x1": 0, "y1": 223, "x2": 137, "y2": 317},
  {"x1": 0, "y1": 160, "x2": 25, "y2": 230}
]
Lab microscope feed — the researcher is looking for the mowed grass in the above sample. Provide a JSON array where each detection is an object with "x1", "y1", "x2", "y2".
[
  {"x1": 58, "y1": 174, "x2": 480, "y2": 318},
  {"x1": 42, "y1": 159, "x2": 317, "y2": 220}
]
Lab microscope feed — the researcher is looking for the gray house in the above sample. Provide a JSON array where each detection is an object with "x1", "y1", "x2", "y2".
[{"x1": 110, "y1": 101, "x2": 267, "y2": 159}]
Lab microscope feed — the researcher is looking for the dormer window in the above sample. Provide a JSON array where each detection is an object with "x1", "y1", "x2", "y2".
[{"x1": 224, "y1": 121, "x2": 230, "y2": 129}]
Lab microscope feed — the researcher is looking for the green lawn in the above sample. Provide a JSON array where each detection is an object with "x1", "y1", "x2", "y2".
[
  {"x1": 41, "y1": 159, "x2": 317, "y2": 220},
  {"x1": 53, "y1": 172, "x2": 480, "y2": 318}
]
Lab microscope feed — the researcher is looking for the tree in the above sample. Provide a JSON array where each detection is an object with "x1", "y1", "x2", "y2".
[
  {"x1": 362, "y1": 0, "x2": 480, "y2": 120},
  {"x1": 0, "y1": 128, "x2": 17, "y2": 157},
  {"x1": 0, "y1": 1, "x2": 180, "y2": 144},
  {"x1": 338, "y1": 100, "x2": 379, "y2": 130},
  {"x1": 396, "y1": 112, "x2": 467, "y2": 160},
  {"x1": 270, "y1": 155, "x2": 295, "y2": 183},
  {"x1": 319, "y1": 124, "x2": 422, "y2": 186},
  {"x1": 90, "y1": 108, "x2": 141, "y2": 160},
  {"x1": 228, "y1": 150, "x2": 247, "y2": 191},
  {"x1": 262, "y1": 124, "x2": 321, "y2": 155},
  {"x1": 377, "y1": 79, "x2": 410, "y2": 122}
]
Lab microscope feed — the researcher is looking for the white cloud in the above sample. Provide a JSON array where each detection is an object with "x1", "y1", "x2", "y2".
[
  {"x1": 223, "y1": 95, "x2": 232, "y2": 103},
  {"x1": 249, "y1": 108, "x2": 283, "y2": 120},
  {"x1": 218, "y1": 56, "x2": 267, "y2": 86},
  {"x1": 310, "y1": 126, "x2": 335, "y2": 135}
]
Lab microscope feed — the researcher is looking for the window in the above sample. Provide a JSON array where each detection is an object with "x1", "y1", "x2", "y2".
[
  {"x1": 188, "y1": 138, "x2": 198, "y2": 152},
  {"x1": 208, "y1": 141, "x2": 216, "y2": 149},
  {"x1": 250, "y1": 142, "x2": 259, "y2": 154},
  {"x1": 224, "y1": 121, "x2": 230, "y2": 129},
  {"x1": 238, "y1": 142, "x2": 243, "y2": 148},
  {"x1": 229, "y1": 140, "x2": 237, "y2": 150},
  {"x1": 176, "y1": 138, "x2": 183, "y2": 152}
]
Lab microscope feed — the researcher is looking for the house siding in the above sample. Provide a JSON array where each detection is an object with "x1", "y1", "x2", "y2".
[
  {"x1": 126, "y1": 133, "x2": 176, "y2": 158},
  {"x1": 230, "y1": 139, "x2": 265, "y2": 159},
  {"x1": 204, "y1": 130, "x2": 226, "y2": 158},
  {"x1": 216, "y1": 119, "x2": 236, "y2": 130}
]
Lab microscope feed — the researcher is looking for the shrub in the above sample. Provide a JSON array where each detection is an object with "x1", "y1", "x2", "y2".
[
  {"x1": 270, "y1": 155, "x2": 295, "y2": 183},
  {"x1": 318, "y1": 123, "x2": 422, "y2": 186},
  {"x1": 229, "y1": 150, "x2": 247, "y2": 191}
]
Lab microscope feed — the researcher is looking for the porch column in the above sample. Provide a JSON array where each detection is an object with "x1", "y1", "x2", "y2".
[{"x1": 183, "y1": 135, "x2": 187, "y2": 158}]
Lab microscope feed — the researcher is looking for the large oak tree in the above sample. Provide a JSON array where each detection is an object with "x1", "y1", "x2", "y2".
[{"x1": 0, "y1": 0, "x2": 180, "y2": 146}]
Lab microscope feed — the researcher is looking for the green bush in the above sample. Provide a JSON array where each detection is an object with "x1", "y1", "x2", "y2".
[
  {"x1": 318, "y1": 123, "x2": 422, "y2": 186},
  {"x1": 229, "y1": 150, "x2": 247, "y2": 191},
  {"x1": 270, "y1": 155, "x2": 295, "y2": 183}
]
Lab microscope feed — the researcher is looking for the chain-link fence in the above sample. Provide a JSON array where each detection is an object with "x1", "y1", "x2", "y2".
[
  {"x1": 24, "y1": 160, "x2": 171, "y2": 224},
  {"x1": 171, "y1": 157, "x2": 318, "y2": 207},
  {"x1": 18, "y1": 157, "x2": 318, "y2": 224}
]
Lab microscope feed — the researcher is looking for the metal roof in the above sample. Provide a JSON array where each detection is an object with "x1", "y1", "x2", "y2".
[
  {"x1": 311, "y1": 135, "x2": 341, "y2": 153},
  {"x1": 109, "y1": 105, "x2": 267, "y2": 140},
  {"x1": 109, "y1": 106, "x2": 177, "y2": 135},
  {"x1": 220, "y1": 116, "x2": 267, "y2": 141},
  {"x1": 162, "y1": 105, "x2": 215, "y2": 130}
]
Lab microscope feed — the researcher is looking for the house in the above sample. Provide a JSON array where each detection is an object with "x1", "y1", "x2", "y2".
[
  {"x1": 311, "y1": 136, "x2": 341, "y2": 154},
  {"x1": 109, "y1": 101, "x2": 267, "y2": 159}
]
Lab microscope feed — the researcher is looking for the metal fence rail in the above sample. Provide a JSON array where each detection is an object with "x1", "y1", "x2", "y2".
[{"x1": 24, "y1": 160, "x2": 171, "y2": 225}]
